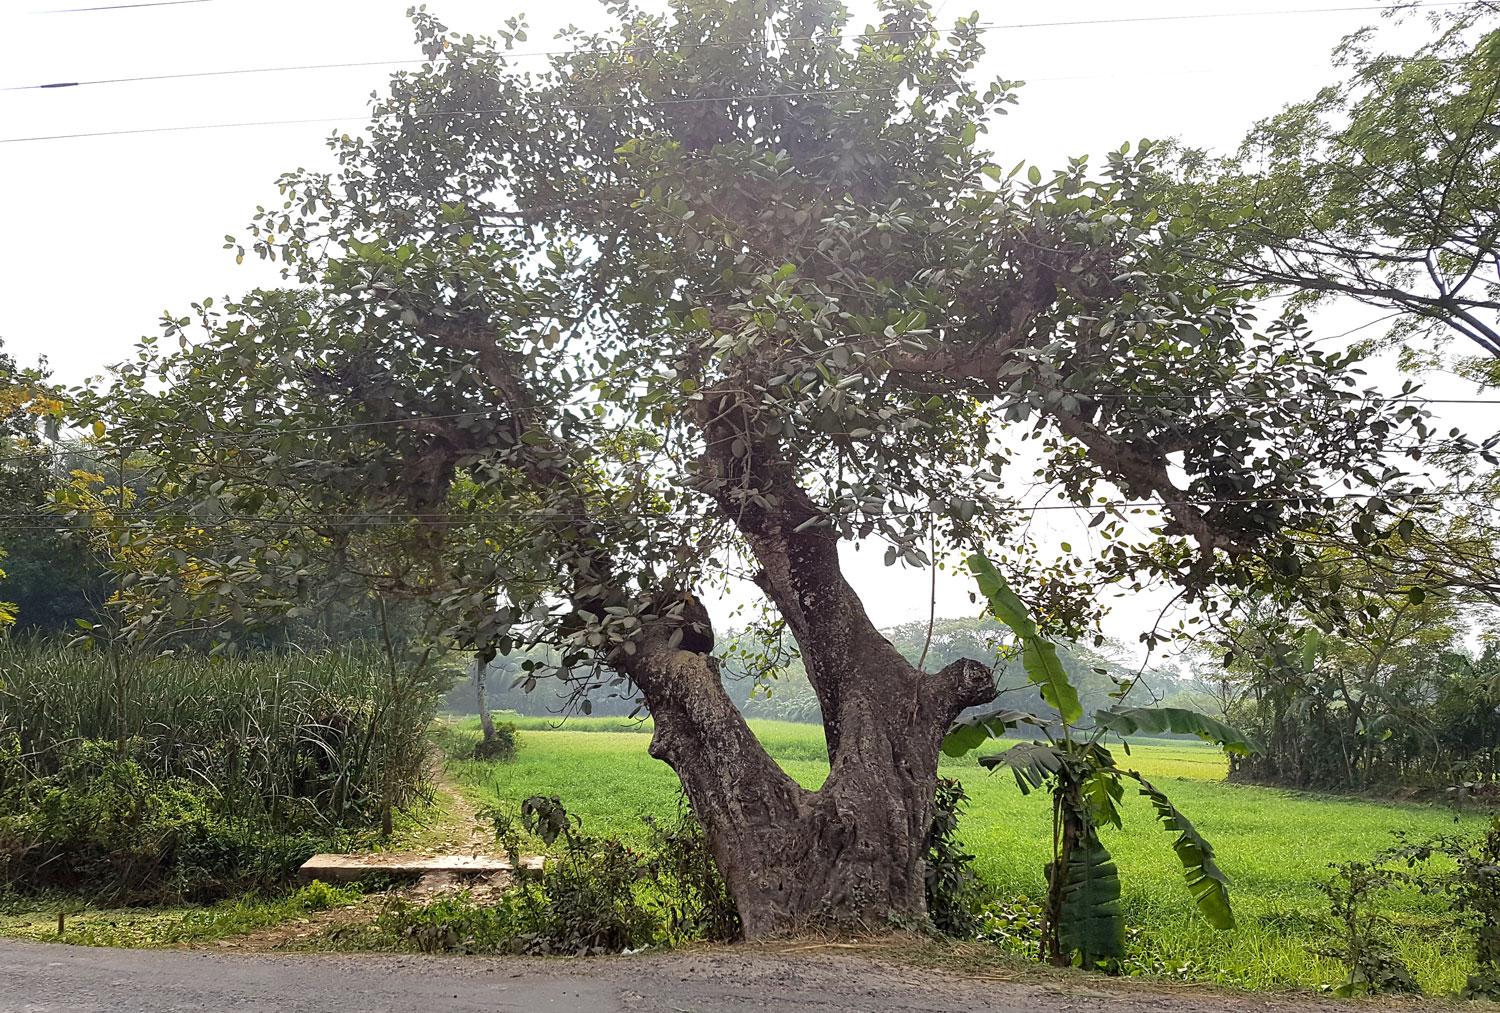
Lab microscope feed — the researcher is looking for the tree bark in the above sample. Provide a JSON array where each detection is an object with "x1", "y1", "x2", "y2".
[
  {"x1": 631, "y1": 637, "x2": 993, "y2": 938},
  {"x1": 475, "y1": 654, "x2": 497, "y2": 746}
]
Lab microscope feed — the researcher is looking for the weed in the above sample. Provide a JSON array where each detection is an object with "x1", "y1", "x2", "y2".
[
  {"x1": 0, "y1": 882, "x2": 363, "y2": 947},
  {"x1": 1318, "y1": 860, "x2": 1419, "y2": 996},
  {"x1": 975, "y1": 897, "x2": 1045, "y2": 956}
]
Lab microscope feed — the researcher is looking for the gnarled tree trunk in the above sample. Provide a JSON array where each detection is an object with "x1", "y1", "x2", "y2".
[
  {"x1": 632, "y1": 636, "x2": 992, "y2": 937},
  {"x1": 618, "y1": 395, "x2": 997, "y2": 936}
]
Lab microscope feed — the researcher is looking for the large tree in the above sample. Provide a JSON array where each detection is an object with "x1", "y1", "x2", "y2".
[
  {"x1": 1182, "y1": 7, "x2": 1500, "y2": 366},
  {"x1": 91, "y1": 1, "x2": 1430, "y2": 935}
]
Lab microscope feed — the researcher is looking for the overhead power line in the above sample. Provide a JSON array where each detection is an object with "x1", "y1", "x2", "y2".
[
  {"x1": 33, "y1": 0, "x2": 212, "y2": 11},
  {"x1": 0, "y1": 53, "x2": 1467, "y2": 95},
  {"x1": 2, "y1": 0, "x2": 1484, "y2": 91},
  {"x1": 0, "y1": 90, "x2": 856, "y2": 144},
  {"x1": 0, "y1": 114, "x2": 345, "y2": 143},
  {"x1": 0, "y1": 57, "x2": 424, "y2": 92},
  {"x1": 2, "y1": 487, "x2": 1494, "y2": 534}
]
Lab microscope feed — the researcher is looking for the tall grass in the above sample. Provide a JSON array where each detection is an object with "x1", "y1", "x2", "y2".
[{"x1": 0, "y1": 639, "x2": 439, "y2": 830}]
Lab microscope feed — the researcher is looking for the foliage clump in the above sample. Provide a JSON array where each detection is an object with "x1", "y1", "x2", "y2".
[
  {"x1": 0, "y1": 739, "x2": 336, "y2": 902},
  {"x1": 1306, "y1": 816, "x2": 1500, "y2": 998},
  {"x1": 1386, "y1": 816, "x2": 1500, "y2": 999},
  {"x1": 0, "y1": 641, "x2": 437, "y2": 900},
  {"x1": 380, "y1": 795, "x2": 738, "y2": 955},
  {"x1": 924, "y1": 776, "x2": 985, "y2": 938},
  {"x1": 470, "y1": 721, "x2": 518, "y2": 762},
  {"x1": 1318, "y1": 860, "x2": 1421, "y2": 997}
]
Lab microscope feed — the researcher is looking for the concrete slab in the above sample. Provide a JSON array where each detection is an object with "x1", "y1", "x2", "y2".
[{"x1": 298, "y1": 852, "x2": 545, "y2": 883}]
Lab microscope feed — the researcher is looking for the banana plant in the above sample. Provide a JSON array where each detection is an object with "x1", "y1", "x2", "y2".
[{"x1": 945, "y1": 553, "x2": 1257, "y2": 969}]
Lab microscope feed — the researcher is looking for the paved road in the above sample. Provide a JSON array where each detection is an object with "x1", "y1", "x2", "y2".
[{"x1": 0, "y1": 940, "x2": 1356, "y2": 1013}]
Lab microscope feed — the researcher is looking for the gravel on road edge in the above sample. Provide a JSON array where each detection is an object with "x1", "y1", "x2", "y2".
[{"x1": 0, "y1": 937, "x2": 1446, "y2": 1013}]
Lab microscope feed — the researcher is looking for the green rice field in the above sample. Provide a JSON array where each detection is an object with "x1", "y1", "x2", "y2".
[{"x1": 438, "y1": 716, "x2": 1483, "y2": 994}]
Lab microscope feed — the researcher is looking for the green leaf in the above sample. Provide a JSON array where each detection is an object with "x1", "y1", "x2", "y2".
[
  {"x1": 1125, "y1": 772, "x2": 1236, "y2": 930},
  {"x1": 1082, "y1": 769, "x2": 1125, "y2": 830},
  {"x1": 1093, "y1": 706, "x2": 1258, "y2": 756},
  {"x1": 1057, "y1": 824, "x2": 1125, "y2": 965},
  {"x1": 942, "y1": 706, "x2": 1040, "y2": 757},
  {"x1": 978, "y1": 740, "x2": 1065, "y2": 794},
  {"x1": 966, "y1": 553, "x2": 1081, "y2": 724},
  {"x1": 1023, "y1": 637, "x2": 1083, "y2": 724},
  {"x1": 1300, "y1": 628, "x2": 1320, "y2": 672},
  {"x1": 964, "y1": 553, "x2": 1035, "y2": 637}
]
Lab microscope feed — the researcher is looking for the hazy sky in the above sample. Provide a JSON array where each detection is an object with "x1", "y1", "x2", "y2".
[{"x1": 0, "y1": 0, "x2": 1486, "y2": 646}]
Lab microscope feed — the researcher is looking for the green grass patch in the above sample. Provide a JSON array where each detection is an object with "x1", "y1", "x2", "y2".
[
  {"x1": 0, "y1": 881, "x2": 363, "y2": 948},
  {"x1": 442, "y1": 716, "x2": 1484, "y2": 994}
]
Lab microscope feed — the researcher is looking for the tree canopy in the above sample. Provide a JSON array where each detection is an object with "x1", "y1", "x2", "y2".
[
  {"x1": 1183, "y1": 7, "x2": 1500, "y2": 367},
  {"x1": 66, "y1": 0, "x2": 1443, "y2": 934}
]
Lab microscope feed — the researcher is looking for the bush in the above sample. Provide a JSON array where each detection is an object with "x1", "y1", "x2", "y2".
[
  {"x1": 1318, "y1": 860, "x2": 1419, "y2": 996},
  {"x1": 378, "y1": 795, "x2": 738, "y2": 955},
  {"x1": 517, "y1": 836, "x2": 659, "y2": 954},
  {"x1": 642, "y1": 801, "x2": 739, "y2": 943},
  {"x1": 377, "y1": 839, "x2": 656, "y2": 956},
  {"x1": 1387, "y1": 815, "x2": 1500, "y2": 999},
  {"x1": 0, "y1": 641, "x2": 440, "y2": 899},
  {"x1": 925, "y1": 777, "x2": 985, "y2": 937},
  {"x1": 0, "y1": 739, "x2": 338, "y2": 902},
  {"x1": 472, "y1": 722, "x2": 518, "y2": 761},
  {"x1": 0, "y1": 641, "x2": 437, "y2": 829}
]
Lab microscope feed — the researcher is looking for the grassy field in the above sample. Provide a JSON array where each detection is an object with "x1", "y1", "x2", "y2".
[{"x1": 440, "y1": 716, "x2": 1482, "y2": 994}]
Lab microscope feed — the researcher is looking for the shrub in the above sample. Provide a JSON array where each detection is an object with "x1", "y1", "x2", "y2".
[
  {"x1": 516, "y1": 835, "x2": 659, "y2": 954},
  {"x1": 1318, "y1": 860, "x2": 1419, "y2": 996},
  {"x1": 925, "y1": 776, "x2": 985, "y2": 937},
  {"x1": 0, "y1": 641, "x2": 439, "y2": 899},
  {"x1": 376, "y1": 839, "x2": 657, "y2": 956},
  {"x1": 0, "y1": 641, "x2": 436, "y2": 829},
  {"x1": 471, "y1": 722, "x2": 518, "y2": 761},
  {"x1": 379, "y1": 795, "x2": 738, "y2": 955},
  {"x1": 642, "y1": 801, "x2": 740, "y2": 943},
  {"x1": 0, "y1": 739, "x2": 337, "y2": 902},
  {"x1": 1387, "y1": 815, "x2": 1500, "y2": 999}
]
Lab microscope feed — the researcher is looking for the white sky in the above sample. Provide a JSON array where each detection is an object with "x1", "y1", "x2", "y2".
[{"x1": 1, "y1": 0, "x2": 1490, "y2": 652}]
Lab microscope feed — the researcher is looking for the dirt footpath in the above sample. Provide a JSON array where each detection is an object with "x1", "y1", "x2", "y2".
[{"x1": 0, "y1": 939, "x2": 1408, "y2": 1013}]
